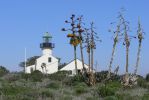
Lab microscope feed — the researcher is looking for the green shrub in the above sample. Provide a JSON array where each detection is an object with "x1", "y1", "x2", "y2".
[
  {"x1": 104, "y1": 96, "x2": 118, "y2": 100},
  {"x1": 95, "y1": 71, "x2": 120, "y2": 82},
  {"x1": 0, "y1": 66, "x2": 9, "y2": 77},
  {"x1": 30, "y1": 70, "x2": 43, "y2": 82},
  {"x1": 48, "y1": 71, "x2": 69, "y2": 81},
  {"x1": 97, "y1": 85, "x2": 114, "y2": 97},
  {"x1": 95, "y1": 71, "x2": 108, "y2": 82},
  {"x1": 137, "y1": 78, "x2": 148, "y2": 88},
  {"x1": 21, "y1": 73, "x2": 30, "y2": 81},
  {"x1": 74, "y1": 82, "x2": 88, "y2": 95},
  {"x1": 142, "y1": 94, "x2": 149, "y2": 100},
  {"x1": 61, "y1": 95, "x2": 72, "y2": 100},
  {"x1": 74, "y1": 86, "x2": 87, "y2": 95},
  {"x1": 46, "y1": 82, "x2": 60, "y2": 89},
  {"x1": 97, "y1": 81, "x2": 121, "y2": 97},
  {"x1": 41, "y1": 90, "x2": 54, "y2": 98},
  {"x1": 1, "y1": 85, "x2": 31, "y2": 95},
  {"x1": 71, "y1": 74, "x2": 84, "y2": 85},
  {"x1": 146, "y1": 73, "x2": 149, "y2": 82},
  {"x1": 63, "y1": 76, "x2": 73, "y2": 86},
  {"x1": 86, "y1": 97, "x2": 99, "y2": 100}
]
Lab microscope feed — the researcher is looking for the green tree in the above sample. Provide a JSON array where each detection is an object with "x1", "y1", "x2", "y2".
[
  {"x1": 19, "y1": 56, "x2": 40, "y2": 72},
  {"x1": 0, "y1": 65, "x2": 9, "y2": 77}
]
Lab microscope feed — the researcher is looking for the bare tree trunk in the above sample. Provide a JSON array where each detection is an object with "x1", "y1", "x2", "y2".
[
  {"x1": 74, "y1": 46, "x2": 78, "y2": 75},
  {"x1": 91, "y1": 48, "x2": 94, "y2": 71},
  {"x1": 88, "y1": 50, "x2": 91, "y2": 72},
  {"x1": 79, "y1": 36, "x2": 85, "y2": 71},
  {"x1": 125, "y1": 45, "x2": 129, "y2": 85},
  {"x1": 126, "y1": 46, "x2": 129, "y2": 74},
  {"x1": 134, "y1": 41, "x2": 142, "y2": 75}
]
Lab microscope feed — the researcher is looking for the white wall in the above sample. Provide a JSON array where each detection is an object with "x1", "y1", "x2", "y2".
[
  {"x1": 25, "y1": 65, "x2": 35, "y2": 73},
  {"x1": 42, "y1": 48, "x2": 52, "y2": 55},
  {"x1": 36, "y1": 55, "x2": 58, "y2": 74},
  {"x1": 60, "y1": 59, "x2": 89, "y2": 75},
  {"x1": 25, "y1": 54, "x2": 58, "y2": 74}
]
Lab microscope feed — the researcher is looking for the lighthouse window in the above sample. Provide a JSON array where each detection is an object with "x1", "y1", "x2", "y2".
[{"x1": 48, "y1": 57, "x2": 52, "y2": 62}]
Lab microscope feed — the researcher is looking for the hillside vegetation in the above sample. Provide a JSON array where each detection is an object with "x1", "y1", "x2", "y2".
[{"x1": 0, "y1": 68, "x2": 149, "y2": 100}]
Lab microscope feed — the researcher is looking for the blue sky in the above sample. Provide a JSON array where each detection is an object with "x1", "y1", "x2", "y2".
[{"x1": 0, "y1": 0, "x2": 148, "y2": 76}]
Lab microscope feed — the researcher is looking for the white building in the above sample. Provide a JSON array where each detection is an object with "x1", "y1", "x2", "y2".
[
  {"x1": 60, "y1": 59, "x2": 90, "y2": 75},
  {"x1": 25, "y1": 32, "x2": 58, "y2": 74}
]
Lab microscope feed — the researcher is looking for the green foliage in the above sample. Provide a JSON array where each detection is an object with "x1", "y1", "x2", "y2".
[
  {"x1": 95, "y1": 71, "x2": 120, "y2": 82},
  {"x1": 97, "y1": 81, "x2": 121, "y2": 97},
  {"x1": 74, "y1": 86, "x2": 87, "y2": 95},
  {"x1": 142, "y1": 94, "x2": 149, "y2": 100},
  {"x1": 71, "y1": 75, "x2": 84, "y2": 83},
  {"x1": 95, "y1": 71, "x2": 108, "y2": 82},
  {"x1": 48, "y1": 71, "x2": 69, "y2": 81},
  {"x1": 86, "y1": 97, "x2": 99, "y2": 100},
  {"x1": 41, "y1": 90, "x2": 54, "y2": 98},
  {"x1": 146, "y1": 73, "x2": 149, "y2": 82},
  {"x1": 116, "y1": 93, "x2": 142, "y2": 100},
  {"x1": 0, "y1": 65, "x2": 9, "y2": 77},
  {"x1": 104, "y1": 96, "x2": 118, "y2": 100},
  {"x1": 61, "y1": 95, "x2": 72, "y2": 100},
  {"x1": 115, "y1": 93, "x2": 130, "y2": 100},
  {"x1": 4, "y1": 73, "x2": 21, "y2": 82},
  {"x1": 46, "y1": 82, "x2": 60, "y2": 89},
  {"x1": 1, "y1": 85, "x2": 31, "y2": 95},
  {"x1": 30, "y1": 70, "x2": 43, "y2": 82},
  {"x1": 19, "y1": 56, "x2": 40, "y2": 67},
  {"x1": 137, "y1": 77, "x2": 148, "y2": 88},
  {"x1": 58, "y1": 63, "x2": 67, "y2": 70},
  {"x1": 74, "y1": 82, "x2": 88, "y2": 95},
  {"x1": 21, "y1": 73, "x2": 30, "y2": 81}
]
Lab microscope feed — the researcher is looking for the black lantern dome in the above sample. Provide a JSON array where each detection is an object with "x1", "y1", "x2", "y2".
[{"x1": 40, "y1": 32, "x2": 55, "y2": 49}]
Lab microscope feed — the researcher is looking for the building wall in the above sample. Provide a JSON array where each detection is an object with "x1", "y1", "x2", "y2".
[
  {"x1": 25, "y1": 65, "x2": 35, "y2": 73},
  {"x1": 60, "y1": 59, "x2": 89, "y2": 75},
  {"x1": 42, "y1": 48, "x2": 52, "y2": 55},
  {"x1": 25, "y1": 55, "x2": 58, "y2": 74}
]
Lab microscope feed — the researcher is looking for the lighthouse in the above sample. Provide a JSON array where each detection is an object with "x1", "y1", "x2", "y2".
[
  {"x1": 25, "y1": 32, "x2": 58, "y2": 74},
  {"x1": 40, "y1": 32, "x2": 55, "y2": 56}
]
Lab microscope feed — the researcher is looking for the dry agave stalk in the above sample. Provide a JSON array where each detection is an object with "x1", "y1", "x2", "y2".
[
  {"x1": 84, "y1": 22, "x2": 101, "y2": 86},
  {"x1": 107, "y1": 18, "x2": 122, "y2": 79},
  {"x1": 120, "y1": 13, "x2": 136, "y2": 87},
  {"x1": 76, "y1": 16, "x2": 86, "y2": 72},
  {"x1": 134, "y1": 18, "x2": 144, "y2": 76},
  {"x1": 62, "y1": 14, "x2": 79, "y2": 75}
]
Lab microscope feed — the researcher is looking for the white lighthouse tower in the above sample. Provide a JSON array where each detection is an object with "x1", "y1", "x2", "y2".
[
  {"x1": 25, "y1": 32, "x2": 58, "y2": 74},
  {"x1": 40, "y1": 32, "x2": 54, "y2": 55}
]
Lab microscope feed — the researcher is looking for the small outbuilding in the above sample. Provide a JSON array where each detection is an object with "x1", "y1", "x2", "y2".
[{"x1": 60, "y1": 59, "x2": 90, "y2": 75}]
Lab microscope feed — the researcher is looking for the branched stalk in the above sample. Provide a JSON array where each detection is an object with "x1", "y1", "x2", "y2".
[{"x1": 134, "y1": 19, "x2": 143, "y2": 75}]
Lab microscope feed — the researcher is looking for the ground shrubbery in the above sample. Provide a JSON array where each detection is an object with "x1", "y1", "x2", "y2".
[
  {"x1": 95, "y1": 71, "x2": 120, "y2": 82},
  {"x1": 48, "y1": 71, "x2": 70, "y2": 81},
  {"x1": 46, "y1": 82, "x2": 60, "y2": 90},
  {"x1": 41, "y1": 90, "x2": 54, "y2": 99},
  {"x1": 30, "y1": 70, "x2": 43, "y2": 82},
  {"x1": 97, "y1": 81, "x2": 122, "y2": 97},
  {"x1": 1, "y1": 69, "x2": 149, "y2": 100},
  {"x1": 137, "y1": 77, "x2": 149, "y2": 88},
  {"x1": 73, "y1": 82, "x2": 88, "y2": 95}
]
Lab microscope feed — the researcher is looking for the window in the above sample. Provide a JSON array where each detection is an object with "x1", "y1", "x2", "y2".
[
  {"x1": 30, "y1": 68, "x2": 33, "y2": 73},
  {"x1": 48, "y1": 57, "x2": 52, "y2": 62}
]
